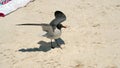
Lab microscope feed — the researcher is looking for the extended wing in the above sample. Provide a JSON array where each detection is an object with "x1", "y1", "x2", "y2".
[
  {"x1": 50, "y1": 11, "x2": 66, "y2": 26},
  {"x1": 17, "y1": 23, "x2": 54, "y2": 34}
]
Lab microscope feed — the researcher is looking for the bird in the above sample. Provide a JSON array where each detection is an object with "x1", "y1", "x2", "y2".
[{"x1": 17, "y1": 11, "x2": 67, "y2": 49}]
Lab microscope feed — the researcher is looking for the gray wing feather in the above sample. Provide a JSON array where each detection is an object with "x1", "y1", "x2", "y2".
[
  {"x1": 17, "y1": 23, "x2": 53, "y2": 34},
  {"x1": 41, "y1": 24, "x2": 53, "y2": 34}
]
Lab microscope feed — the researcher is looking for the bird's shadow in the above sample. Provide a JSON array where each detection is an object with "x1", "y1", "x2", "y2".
[{"x1": 18, "y1": 38, "x2": 65, "y2": 52}]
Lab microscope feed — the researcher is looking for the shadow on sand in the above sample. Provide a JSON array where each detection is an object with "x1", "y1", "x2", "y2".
[{"x1": 18, "y1": 38, "x2": 65, "y2": 52}]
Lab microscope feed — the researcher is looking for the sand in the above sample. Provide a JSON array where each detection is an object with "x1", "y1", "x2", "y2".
[{"x1": 0, "y1": 0, "x2": 120, "y2": 68}]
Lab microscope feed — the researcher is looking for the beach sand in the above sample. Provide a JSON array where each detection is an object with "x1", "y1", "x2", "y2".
[{"x1": 0, "y1": 0, "x2": 120, "y2": 68}]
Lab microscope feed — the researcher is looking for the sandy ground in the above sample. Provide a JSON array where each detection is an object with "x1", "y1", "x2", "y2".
[{"x1": 0, "y1": 0, "x2": 120, "y2": 68}]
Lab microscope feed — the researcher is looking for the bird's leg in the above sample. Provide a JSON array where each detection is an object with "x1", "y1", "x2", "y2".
[
  {"x1": 51, "y1": 39, "x2": 54, "y2": 49},
  {"x1": 55, "y1": 39, "x2": 62, "y2": 49}
]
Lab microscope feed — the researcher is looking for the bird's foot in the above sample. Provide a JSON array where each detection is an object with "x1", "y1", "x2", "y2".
[{"x1": 57, "y1": 44, "x2": 62, "y2": 49}]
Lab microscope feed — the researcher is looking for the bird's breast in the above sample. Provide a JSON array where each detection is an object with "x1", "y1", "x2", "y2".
[
  {"x1": 44, "y1": 28, "x2": 62, "y2": 39},
  {"x1": 53, "y1": 28, "x2": 61, "y2": 39}
]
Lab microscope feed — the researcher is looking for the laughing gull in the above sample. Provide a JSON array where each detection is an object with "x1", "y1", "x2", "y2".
[{"x1": 17, "y1": 11, "x2": 66, "y2": 49}]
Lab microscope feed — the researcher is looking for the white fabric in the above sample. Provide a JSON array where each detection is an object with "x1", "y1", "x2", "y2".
[{"x1": 0, "y1": 0, "x2": 31, "y2": 15}]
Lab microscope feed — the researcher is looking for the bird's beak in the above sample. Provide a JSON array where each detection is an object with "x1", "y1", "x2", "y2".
[{"x1": 62, "y1": 25, "x2": 67, "y2": 28}]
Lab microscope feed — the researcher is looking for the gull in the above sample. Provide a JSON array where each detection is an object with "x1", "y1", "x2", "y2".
[{"x1": 17, "y1": 11, "x2": 67, "y2": 49}]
